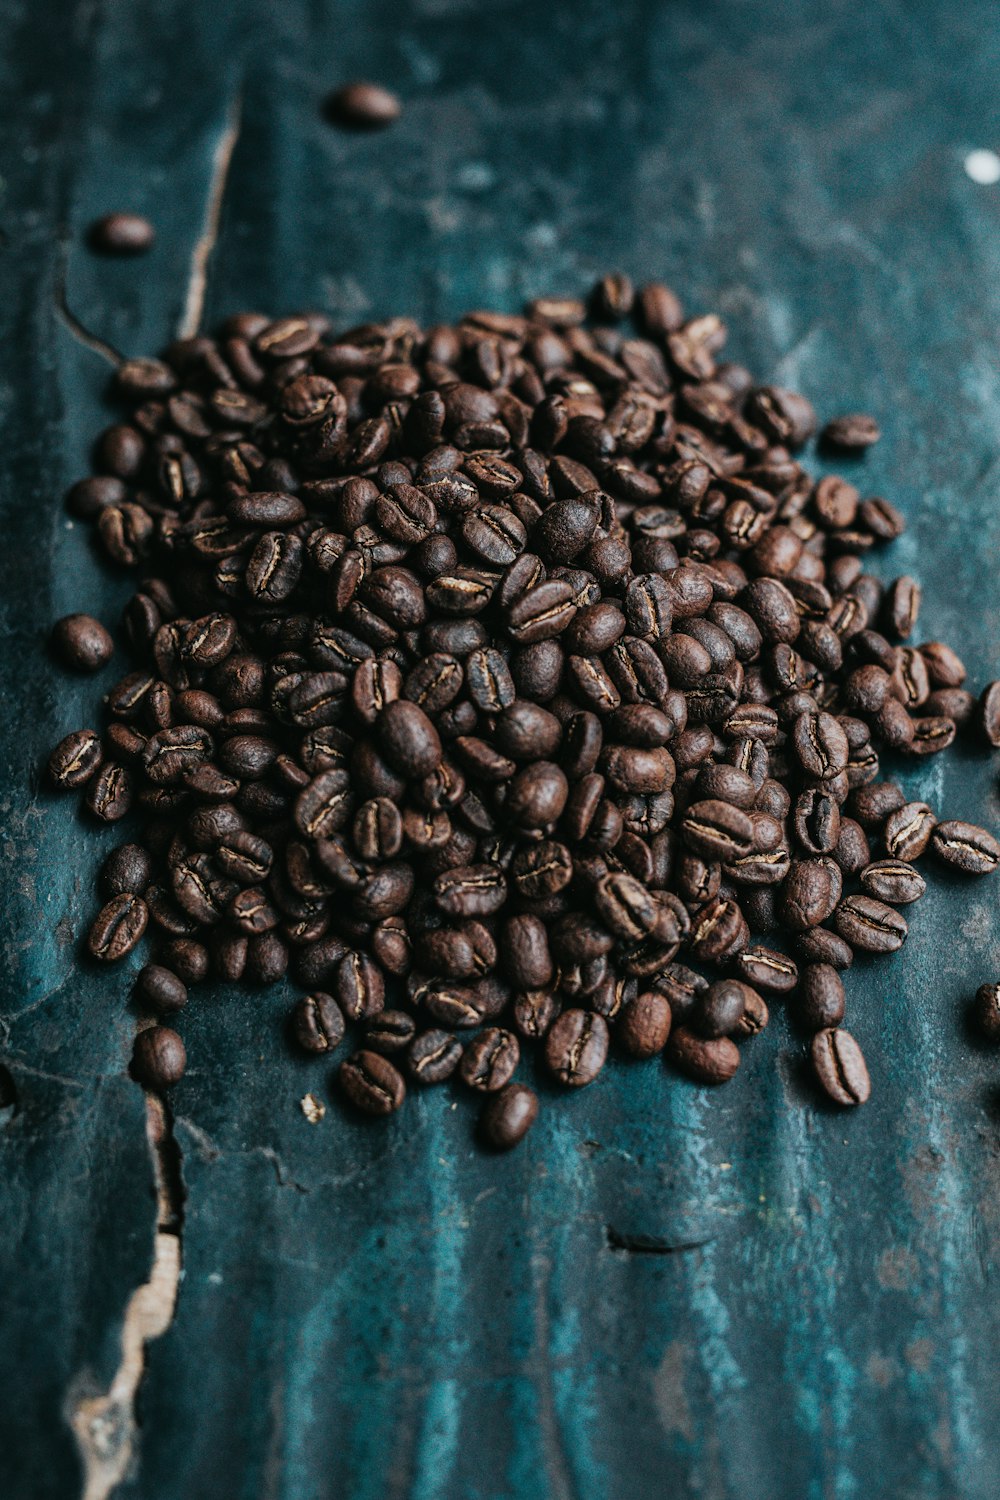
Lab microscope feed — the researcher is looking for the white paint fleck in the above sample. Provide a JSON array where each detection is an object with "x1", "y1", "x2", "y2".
[{"x1": 964, "y1": 149, "x2": 1000, "y2": 185}]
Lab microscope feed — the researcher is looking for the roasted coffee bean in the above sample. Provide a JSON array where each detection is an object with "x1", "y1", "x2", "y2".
[
  {"x1": 325, "y1": 80, "x2": 402, "y2": 129},
  {"x1": 292, "y1": 992, "x2": 345, "y2": 1053},
  {"x1": 930, "y1": 820, "x2": 1000, "y2": 875},
  {"x1": 680, "y1": 800, "x2": 754, "y2": 861},
  {"x1": 408, "y1": 1029, "x2": 464, "y2": 1084},
  {"x1": 821, "y1": 414, "x2": 881, "y2": 451},
  {"x1": 695, "y1": 978, "x2": 751, "y2": 1038},
  {"x1": 131, "y1": 1027, "x2": 187, "y2": 1089},
  {"x1": 667, "y1": 1028, "x2": 740, "y2": 1084},
  {"x1": 364, "y1": 1009, "x2": 416, "y2": 1053},
  {"x1": 87, "y1": 893, "x2": 148, "y2": 961},
  {"x1": 90, "y1": 212, "x2": 155, "y2": 254},
  {"x1": 779, "y1": 860, "x2": 837, "y2": 931},
  {"x1": 734, "y1": 945, "x2": 798, "y2": 993},
  {"x1": 859, "y1": 859, "x2": 926, "y2": 905},
  {"x1": 101, "y1": 843, "x2": 153, "y2": 897},
  {"x1": 377, "y1": 699, "x2": 442, "y2": 777},
  {"x1": 479, "y1": 1083, "x2": 539, "y2": 1149},
  {"x1": 616, "y1": 990, "x2": 672, "y2": 1057},
  {"x1": 973, "y1": 983, "x2": 1000, "y2": 1042},
  {"x1": 793, "y1": 927, "x2": 854, "y2": 969},
  {"x1": 811, "y1": 1027, "x2": 870, "y2": 1105},
  {"x1": 979, "y1": 681, "x2": 1000, "y2": 748},
  {"x1": 834, "y1": 894, "x2": 907, "y2": 952},
  {"x1": 883, "y1": 802, "x2": 936, "y2": 861},
  {"x1": 501, "y1": 914, "x2": 553, "y2": 989},
  {"x1": 544, "y1": 1008, "x2": 608, "y2": 1086},
  {"x1": 51, "y1": 613, "x2": 114, "y2": 672},
  {"x1": 49, "y1": 729, "x2": 103, "y2": 789},
  {"x1": 339, "y1": 1051, "x2": 405, "y2": 1115},
  {"x1": 459, "y1": 1027, "x2": 520, "y2": 1091},
  {"x1": 798, "y1": 964, "x2": 846, "y2": 1032},
  {"x1": 135, "y1": 964, "x2": 188, "y2": 1014}
]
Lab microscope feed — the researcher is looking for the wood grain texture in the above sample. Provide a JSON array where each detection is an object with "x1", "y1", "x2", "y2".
[{"x1": 2, "y1": 2, "x2": 1000, "y2": 1496}]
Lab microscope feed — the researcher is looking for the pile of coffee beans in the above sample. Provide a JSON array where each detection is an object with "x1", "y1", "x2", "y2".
[{"x1": 48, "y1": 277, "x2": 1000, "y2": 1148}]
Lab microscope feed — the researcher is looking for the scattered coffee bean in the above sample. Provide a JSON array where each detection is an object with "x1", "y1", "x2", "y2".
[
  {"x1": 325, "y1": 81, "x2": 401, "y2": 129},
  {"x1": 132, "y1": 1026, "x2": 186, "y2": 1089},
  {"x1": 811, "y1": 1027, "x2": 870, "y2": 1105},
  {"x1": 50, "y1": 614, "x2": 114, "y2": 672},
  {"x1": 930, "y1": 820, "x2": 1000, "y2": 875},
  {"x1": 616, "y1": 990, "x2": 672, "y2": 1058},
  {"x1": 479, "y1": 1083, "x2": 539, "y2": 1150},
  {"x1": 821, "y1": 413, "x2": 881, "y2": 451},
  {"x1": 89, "y1": 212, "x2": 155, "y2": 254},
  {"x1": 292, "y1": 993, "x2": 345, "y2": 1053},
  {"x1": 973, "y1": 983, "x2": 1000, "y2": 1042},
  {"x1": 339, "y1": 1050, "x2": 406, "y2": 1115},
  {"x1": 135, "y1": 964, "x2": 188, "y2": 1015},
  {"x1": 798, "y1": 964, "x2": 846, "y2": 1032}
]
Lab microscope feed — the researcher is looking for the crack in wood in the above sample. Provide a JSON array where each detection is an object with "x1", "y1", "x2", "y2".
[
  {"x1": 52, "y1": 238, "x2": 124, "y2": 367},
  {"x1": 177, "y1": 83, "x2": 244, "y2": 339},
  {"x1": 68, "y1": 1094, "x2": 185, "y2": 1498}
]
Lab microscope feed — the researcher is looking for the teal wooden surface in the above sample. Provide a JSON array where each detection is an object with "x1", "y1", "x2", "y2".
[{"x1": 2, "y1": 2, "x2": 1000, "y2": 1496}]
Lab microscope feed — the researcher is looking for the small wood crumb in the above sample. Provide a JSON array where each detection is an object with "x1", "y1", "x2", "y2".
[{"x1": 300, "y1": 1092, "x2": 325, "y2": 1124}]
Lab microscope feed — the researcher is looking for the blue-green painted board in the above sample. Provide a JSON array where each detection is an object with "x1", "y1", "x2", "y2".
[{"x1": 2, "y1": 2, "x2": 1000, "y2": 1497}]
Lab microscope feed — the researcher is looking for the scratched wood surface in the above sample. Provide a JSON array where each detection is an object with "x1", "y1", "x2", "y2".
[{"x1": 3, "y1": 1, "x2": 1000, "y2": 1496}]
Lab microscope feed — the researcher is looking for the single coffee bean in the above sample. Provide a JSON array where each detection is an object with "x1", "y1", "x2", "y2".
[
  {"x1": 479, "y1": 1083, "x2": 539, "y2": 1149},
  {"x1": 364, "y1": 1009, "x2": 416, "y2": 1053},
  {"x1": 325, "y1": 81, "x2": 402, "y2": 129},
  {"x1": 292, "y1": 992, "x2": 345, "y2": 1053},
  {"x1": 131, "y1": 1026, "x2": 186, "y2": 1089},
  {"x1": 821, "y1": 414, "x2": 881, "y2": 451},
  {"x1": 339, "y1": 1051, "x2": 406, "y2": 1115},
  {"x1": 811, "y1": 1027, "x2": 870, "y2": 1105},
  {"x1": 616, "y1": 990, "x2": 672, "y2": 1058},
  {"x1": 979, "y1": 681, "x2": 1000, "y2": 748},
  {"x1": 101, "y1": 843, "x2": 153, "y2": 897},
  {"x1": 50, "y1": 614, "x2": 114, "y2": 672},
  {"x1": 833, "y1": 894, "x2": 907, "y2": 953},
  {"x1": 793, "y1": 927, "x2": 854, "y2": 969},
  {"x1": 87, "y1": 893, "x2": 148, "y2": 962},
  {"x1": 90, "y1": 212, "x2": 155, "y2": 254},
  {"x1": 883, "y1": 801, "x2": 936, "y2": 861},
  {"x1": 544, "y1": 1008, "x2": 609, "y2": 1086},
  {"x1": 408, "y1": 1029, "x2": 464, "y2": 1084},
  {"x1": 930, "y1": 820, "x2": 1000, "y2": 875},
  {"x1": 972, "y1": 983, "x2": 1000, "y2": 1042},
  {"x1": 734, "y1": 945, "x2": 798, "y2": 993},
  {"x1": 48, "y1": 728, "x2": 103, "y2": 789},
  {"x1": 859, "y1": 859, "x2": 926, "y2": 905},
  {"x1": 135, "y1": 965, "x2": 188, "y2": 1015},
  {"x1": 798, "y1": 964, "x2": 846, "y2": 1031},
  {"x1": 459, "y1": 1027, "x2": 520, "y2": 1091},
  {"x1": 667, "y1": 1027, "x2": 740, "y2": 1084},
  {"x1": 695, "y1": 978, "x2": 751, "y2": 1038},
  {"x1": 733, "y1": 988, "x2": 769, "y2": 1037}
]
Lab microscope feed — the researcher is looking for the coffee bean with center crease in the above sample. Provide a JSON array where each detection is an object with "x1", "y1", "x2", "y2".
[
  {"x1": 680, "y1": 800, "x2": 754, "y2": 862},
  {"x1": 459, "y1": 1027, "x2": 520, "y2": 1091},
  {"x1": 339, "y1": 1051, "x2": 406, "y2": 1115},
  {"x1": 48, "y1": 729, "x2": 103, "y2": 789},
  {"x1": 292, "y1": 992, "x2": 346, "y2": 1052},
  {"x1": 734, "y1": 945, "x2": 799, "y2": 993},
  {"x1": 87, "y1": 893, "x2": 148, "y2": 961},
  {"x1": 545, "y1": 1008, "x2": 608, "y2": 1086},
  {"x1": 408, "y1": 1029, "x2": 464, "y2": 1084},
  {"x1": 797, "y1": 964, "x2": 845, "y2": 1032},
  {"x1": 859, "y1": 859, "x2": 926, "y2": 905},
  {"x1": 930, "y1": 820, "x2": 1000, "y2": 875},
  {"x1": 667, "y1": 1028, "x2": 740, "y2": 1084},
  {"x1": 364, "y1": 1009, "x2": 417, "y2": 1053},
  {"x1": 377, "y1": 699, "x2": 442, "y2": 777},
  {"x1": 833, "y1": 894, "x2": 907, "y2": 953},
  {"x1": 811, "y1": 1027, "x2": 870, "y2": 1105}
]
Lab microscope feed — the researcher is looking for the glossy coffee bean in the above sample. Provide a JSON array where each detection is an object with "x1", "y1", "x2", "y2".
[
  {"x1": 132, "y1": 1026, "x2": 186, "y2": 1089},
  {"x1": 811, "y1": 1027, "x2": 870, "y2": 1105},
  {"x1": 479, "y1": 1083, "x2": 539, "y2": 1149}
]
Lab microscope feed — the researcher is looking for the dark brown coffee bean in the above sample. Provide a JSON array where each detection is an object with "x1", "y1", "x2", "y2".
[
  {"x1": 667, "y1": 1027, "x2": 740, "y2": 1084},
  {"x1": 326, "y1": 80, "x2": 402, "y2": 128},
  {"x1": 135, "y1": 964, "x2": 188, "y2": 1014},
  {"x1": 798, "y1": 964, "x2": 846, "y2": 1032},
  {"x1": 793, "y1": 927, "x2": 854, "y2": 969},
  {"x1": 48, "y1": 728, "x2": 103, "y2": 789},
  {"x1": 339, "y1": 1051, "x2": 405, "y2": 1115},
  {"x1": 883, "y1": 802, "x2": 936, "y2": 861},
  {"x1": 335, "y1": 950, "x2": 385, "y2": 1020},
  {"x1": 680, "y1": 800, "x2": 754, "y2": 861},
  {"x1": 859, "y1": 859, "x2": 925, "y2": 905},
  {"x1": 930, "y1": 820, "x2": 1000, "y2": 875},
  {"x1": 811, "y1": 1027, "x2": 870, "y2": 1104},
  {"x1": 973, "y1": 983, "x2": 1000, "y2": 1042},
  {"x1": 695, "y1": 978, "x2": 751, "y2": 1038},
  {"x1": 779, "y1": 859, "x2": 837, "y2": 931},
  {"x1": 364, "y1": 1010, "x2": 416, "y2": 1053},
  {"x1": 292, "y1": 992, "x2": 345, "y2": 1053},
  {"x1": 734, "y1": 945, "x2": 798, "y2": 993},
  {"x1": 408, "y1": 1029, "x2": 464, "y2": 1084},
  {"x1": 90, "y1": 212, "x2": 155, "y2": 254},
  {"x1": 101, "y1": 843, "x2": 153, "y2": 898},
  {"x1": 479, "y1": 1083, "x2": 539, "y2": 1149},
  {"x1": 459, "y1": 1027, "x2": 520, "y2": 1091},
  {"x1": 50, "y1": 614, "x2": 114, "y2": 672},
  {"x1": 616, "y1": 990, "x2": 672, "y2": 1057},
  {"x1": 131, "y1": 1026, "x2": 187, "y2": 1089},
  {"x1": 834, "y1": 894, "x2": 907, "y2": 952},
  {"x1": 979, "y1": 682, "x2": 1000, "y2": 748},
  {"x1": 88, "y1": 893, "x2": 148, "y2": 961},
  {"x1": 544, "y1": 1008, "x2": 608, "y2": 1086}
]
